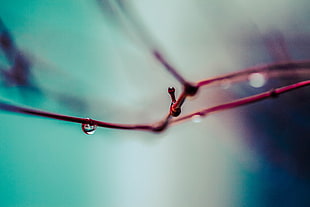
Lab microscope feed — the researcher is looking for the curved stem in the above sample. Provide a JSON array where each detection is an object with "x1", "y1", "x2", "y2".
[
  {"x1": 1, "y1": 79, "x2": 309, "y2": 133},
  {"x1": 172, "y1": 80, "x2": 310, "y2": 124},
  {"x1": 197, "y1": 60, "x2": 310, "y2": 87}
]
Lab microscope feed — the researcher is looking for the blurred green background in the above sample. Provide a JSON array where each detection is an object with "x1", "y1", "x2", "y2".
[{"x1": 1, "y1": 0, "x2": 309, "y2": 207}]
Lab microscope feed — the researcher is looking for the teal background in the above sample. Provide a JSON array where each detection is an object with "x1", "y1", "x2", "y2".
[{"x1": 1, "y1": 0, "x2": 309, "y2": 207}]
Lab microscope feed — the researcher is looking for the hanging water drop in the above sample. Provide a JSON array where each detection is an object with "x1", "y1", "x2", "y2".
[
  {"x1": 82, "y1": 118, "x2": 97, "y2": 135},
  {"x1": 191, "y1": 114, "x2": 202, "y2": 123}
]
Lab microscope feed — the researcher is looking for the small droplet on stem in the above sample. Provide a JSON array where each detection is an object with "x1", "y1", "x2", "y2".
[
  {"x1": 82, "y1": 118, "x2": 97, "y2": 135},
  {"x1": 248, "y1": 73, "x2": 266, "y2": 88},
  {"x1": 191, "y1": 114, "x2": 202, "y2": 123}
]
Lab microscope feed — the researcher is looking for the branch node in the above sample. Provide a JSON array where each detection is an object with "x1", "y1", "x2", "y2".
[
  {"x1": 152, "y1": 121, "x2": 168, "y2": 132},
  {"x1": 184, "y1": 83, "x2": 199, "y2": 96},
  {"x1": 170, "y1": 107, "x2": 181, "y2": 117},
  {"x1": 270, "y1": 88, "x2": 278, "y2": 98}
]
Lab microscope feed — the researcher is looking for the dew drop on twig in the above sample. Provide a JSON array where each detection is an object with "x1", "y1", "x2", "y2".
[
  {"x1": 191, "y1": 115, "x2": 202, "y2": 123},
  {"x1": 248, "y1": 73, "x2": 266, "y2": 88},
  {"x1": 82, "y1": 119, "x2": 97, "y2": 135}
]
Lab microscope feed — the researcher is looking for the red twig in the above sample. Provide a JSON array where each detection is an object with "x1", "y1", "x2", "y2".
[
  {"x1": 97, "y1": 0, "x2": 191, "y2": 85},
  {"x1": 1, "y1": 78, "x2": 309, "y2": 133},
  {"x1": 197, "y1": 60, "x2": 310, "y2": 87},
  {"x1": 172, "y1": 80, "x2": 310, "y2": 124},
  {"x1": 99, "y1": 1, "x2": 310, "y2": 115},
  {"x1": 168, "y1": 61, "x2": 310, "y2": 118},
  {"x1": 153, "y1": 50, "x2": 188, "y2": 85},
  {"x1": 2, "y1": 3, "x2": 310, "y2": 134}
]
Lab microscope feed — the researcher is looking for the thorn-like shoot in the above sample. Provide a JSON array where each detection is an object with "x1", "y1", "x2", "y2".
[{"x1": 168, "y1": 87, "x2": 176, "y2": 103}]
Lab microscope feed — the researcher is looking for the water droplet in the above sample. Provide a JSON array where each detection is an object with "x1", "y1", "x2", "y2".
[
  {"x1": 192, "y1": 115, "x2": 202, "y2": 123},
  {"x1": 248, "y1": 73, "x2": 266, "y2": 88},
  {"x1": 82, "y1": 119, "x2": 97, "y2": 135}
]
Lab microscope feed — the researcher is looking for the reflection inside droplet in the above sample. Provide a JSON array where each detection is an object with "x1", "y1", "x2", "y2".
[
  {"x1": 248, "y1": 73, "x2": 266, "y2": 88},
  {"x1": 82, "y1": 120, "x2": 97, "y2": 135},
  {"x1": 192, "y1": 115, "x2": 202, "y2": 123}
]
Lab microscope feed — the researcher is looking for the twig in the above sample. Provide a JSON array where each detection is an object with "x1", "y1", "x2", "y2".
[
  {"x1": 152, "y1": 50, "x2": 188, "y2": 85},
  {"x1": 2, "y1": 5, "x2": 310, "y2": 134},
  {"x1": 172, "y1": 80, "x2": 310, "y2": 124},
  {"x1": 97, "y1": 0, "x2": 190, "y2": 85},
  {"x1": 197, "y1": 60, "x2": 310, "y2": 87},
  {"x1": 169, "y1": 61, "x2": 310, "y2": 118},
  {"x1": 96, "y1": 2, "x2": 310, "y2": 118},
  {"x1": 1, "y1": 79, "x2": 309, "y2": 134}
]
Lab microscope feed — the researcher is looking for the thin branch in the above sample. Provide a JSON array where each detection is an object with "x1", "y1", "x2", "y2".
[
  {"x1": 197, "y1": 60, "x2": 310, "y2": 88},
  {"x1": 168, "y1": 61, "x2": 310, "y2": 117},
  {"x1": 97, "y1": 0, "x2": 189, "y2": 85},
  {"x1": 0, "y1": 101, "x2": 153, "y2": 131},
  {"x1": 152, "y1": 50, "x2": 188, "y2": 85},
  {"x1": 1, "y1": 79, "x2": 309, "y2": 133},
  {"x1": 172, "y1": 80, "x2": 310, "y2": 124},
  {"x1": 2, "y1": 3, "x2": 308, "y2": 135}
]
